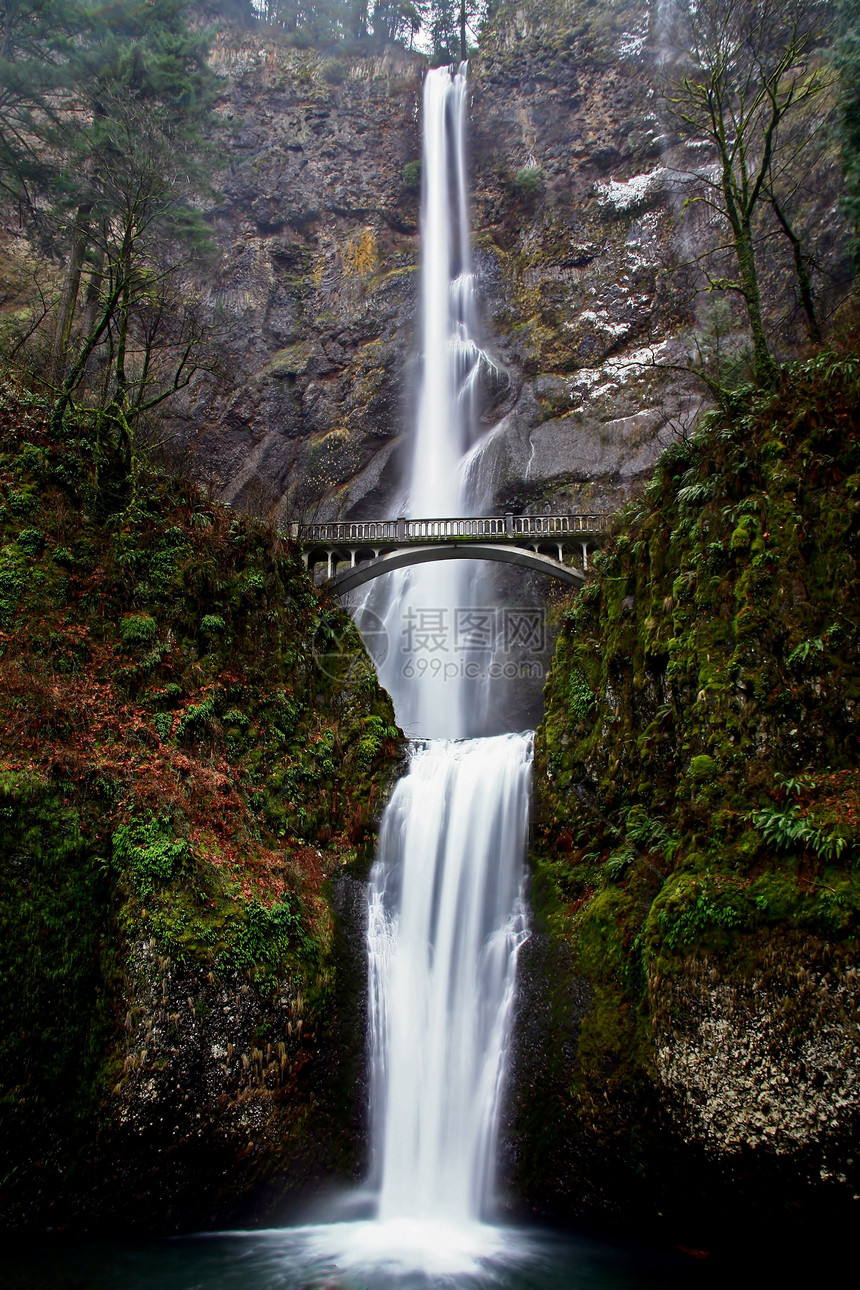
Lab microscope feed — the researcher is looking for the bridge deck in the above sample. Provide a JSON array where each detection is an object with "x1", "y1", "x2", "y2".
[
  {"x1": 287, "y1": 513, "x2": 611, "y2": 589},
  {"x1": 289, "y1": 513, "x2": 610, "y2": 546}
]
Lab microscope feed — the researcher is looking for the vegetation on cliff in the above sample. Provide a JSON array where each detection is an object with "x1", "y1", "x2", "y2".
[
  {"x1": 0, "y1": 379, "x2": 401, "y2": 1227},
  {"x1": 516, "y1": 352, "x2": 860, "y2": 1232}
]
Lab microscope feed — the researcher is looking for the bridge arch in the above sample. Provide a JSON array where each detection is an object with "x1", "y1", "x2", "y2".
[{"x1": 327, "y1": 542, "x2": 587, "y2": 596}]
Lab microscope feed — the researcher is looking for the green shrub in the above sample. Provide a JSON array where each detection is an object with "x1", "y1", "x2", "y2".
[
  {"x1": 12, "y1": 443, "x2": 47, "y2": 480},
  {"x1": 513, "y1": 165, "x2": 544, "y2": 196},
  {"x1": 153, "y1": 712, "x2": 173, "y2": 742},
  {"x1": 787, "y1": 636, "x2": 826, "y2": 666},
  {"x1": 7, "y1": 488, "x2": 37, "y2": 515},
  {"x1": 402, "y1": 159, "x2": 421, "y2": 190},
  {"x1": 222, "y1": 898, "x2": 308, "y2": 971},
  {"x1": 119, "y1": 614, "x2": 158, "y2": 648},
  {"x1": 320, "y1": 57, "x2": 346, "y2": 84},
  {"x1": 16, "y1": 527, "x2": 45, "y2": 556},
  {"x1": 751, "y1": 805, "x2": 851, "y2": 861},
  {"x1": 200, "y1": 613, "x2": 226, "y2": 634},
  {"x1": 568, "y1": 668, "x2": 595, "y2": 721},
  {"x1": 0, "y1": 546, "x2": 28, "y2": 624},
  {"x1": 354, "y1": 713, "x2": 398, "y2": 767},
  {"x1": 605, "y1": 847, "x2": 633, "y2": 881},
  {"x1": 113, "y1": 815, "x2": 191, "y2": 898},
  {"x1": 652, "y1": 876, "x2": 745, "y2": 950},
  {"x1": 176, "y1": 693, "x2": 216, "y2": 740}
]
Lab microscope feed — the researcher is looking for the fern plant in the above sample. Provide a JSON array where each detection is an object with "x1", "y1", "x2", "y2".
[{"x1": 751, "y1": 806, "x2": 850, "y2": 862}]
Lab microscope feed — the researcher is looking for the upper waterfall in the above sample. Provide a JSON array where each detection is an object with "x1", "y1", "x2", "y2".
[
  {"x1": 358, "y1": 62, "x2": 504, "y2": 740},
  {"x1": 409, "y1": 62, "x2": 488, "y2": 515}
]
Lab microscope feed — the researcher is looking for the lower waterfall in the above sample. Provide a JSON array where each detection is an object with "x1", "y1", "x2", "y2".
[
  {"x1": 297, "y1": 735, "x2": 534, "y2": 1279},
  {"x1": 368, "y1": 734, "x2": 532, "y2": 1225}
]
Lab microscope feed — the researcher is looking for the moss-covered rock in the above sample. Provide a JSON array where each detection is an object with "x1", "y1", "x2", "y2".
[
  {"x1": 0, "y1": 380, "x2": 404, "y2": 1233},
  {"x1": 511, "y1": 354, "x2": 860, "y2": 1248}
]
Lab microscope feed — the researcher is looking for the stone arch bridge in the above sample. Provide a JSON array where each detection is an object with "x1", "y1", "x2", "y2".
[{"x1": 288, "y1": 514, "x2": 611, "y2": 595}]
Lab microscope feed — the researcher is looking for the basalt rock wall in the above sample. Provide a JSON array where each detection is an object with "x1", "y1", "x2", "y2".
[
  {"x1": 172, "y1": 3, "x2": 848, "y2": 526},
  {"x1": 166, "y1": 32, "x2": 426, "y2": 522}
]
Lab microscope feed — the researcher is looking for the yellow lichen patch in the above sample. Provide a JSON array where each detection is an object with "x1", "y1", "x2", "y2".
[{"x1": 341, "y1": 226, "x2": 378, "y2": 278}]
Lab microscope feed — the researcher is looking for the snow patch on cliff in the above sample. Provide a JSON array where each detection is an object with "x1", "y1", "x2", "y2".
[
  {"x1": 574, "y1": 310, "x2": 631, "y2": 339},
  {"x1": 595, "y1": 167, "x2": 667, "y2": 213},
  {"x1": 569, "y1": 341, "x2": 672, "y2": 404},
  {"x1": 617, "y1": 2, "x2": 650, "y2": 59}
]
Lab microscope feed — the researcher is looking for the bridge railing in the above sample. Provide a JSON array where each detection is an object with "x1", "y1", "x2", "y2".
[
  {"x1": 511, "y1": 514, "x2": 610, "y2": 537},
  {"x1": 291, "y1": 513, "x2": 611, "y2": 545},
  {"x1": 406, "y1": 516, "x2": 509, "y2": 539}
]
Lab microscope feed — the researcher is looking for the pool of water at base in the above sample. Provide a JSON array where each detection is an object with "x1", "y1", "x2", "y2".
[{"x1": 1, "y1": 1219, "x2": 716, "y2": 1290}]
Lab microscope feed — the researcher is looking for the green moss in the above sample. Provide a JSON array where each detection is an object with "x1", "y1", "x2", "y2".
[
  {"x1": 687, "y1": 754, "x2": 716, "y2": 782},
  {"x1": 525, "y1": 352, "x2": 860, "y2": 1180},
  {"x1": 0, "y1": 383, "x2": 405, "y2": 1207},
  {"x1": 0, "y1": 774, "x2": 118, "y2": 1188}
]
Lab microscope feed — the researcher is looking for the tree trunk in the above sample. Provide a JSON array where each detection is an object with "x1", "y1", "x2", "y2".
[
  {"x1": 770, "y1": 194, "x2": 822, "y2": 343},
  {"x1": 114, "y1": 274, "x2": 130, "y2": 409},
  {"x1": 48, "y1": 204, "x2": 91, "y2": 385},
  {"x1": 50, "y1": 274, "x2": 125, "y2": 436},
  {"x1": 735, "y1": 224, "x2": 776, "y2": 385},
  {"x1": 80, "y1": 239, "x2": 106, "y2": 344},
  {"x1": 460, "y1": 0, "x2": 467, "y2": 59}
]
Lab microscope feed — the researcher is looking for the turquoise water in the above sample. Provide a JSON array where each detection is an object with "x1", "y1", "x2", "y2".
[{"x1": 2, "y1": 1222, "x2": 711, "y2": 1289}]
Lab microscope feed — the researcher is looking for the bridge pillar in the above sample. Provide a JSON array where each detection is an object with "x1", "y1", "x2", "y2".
[
  {"x1": 396, "y1": 516, "x2": 406, "y2": 541},
  {"x1": 505, "y1": 513, "x2": 513, "y2": 537}
]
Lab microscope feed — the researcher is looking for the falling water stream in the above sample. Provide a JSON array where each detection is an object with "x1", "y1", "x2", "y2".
[
  {"x1": 355, "y1": 65, "x2": 534, "y2": 1268},
  {"x1": 227, "y1": 64, "x2": 544, "y2": 1281},
  {"x1": 5, "y1": 64, "x2": 700, "y2": 1290}
]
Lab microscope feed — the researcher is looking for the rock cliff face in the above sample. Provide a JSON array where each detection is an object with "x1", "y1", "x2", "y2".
[
  {"x1": 166, "y1": 33, "x2": 425, "y2": 522},
  {"x1": 469, "y1": 0, "x2": 699, "y2": 517},
  {"x1": 653, "y1": 949, "x2": 860, "y2": 1160},
  {"x1": 175, "y1": 2, "x2": 847, "y2": 525}
]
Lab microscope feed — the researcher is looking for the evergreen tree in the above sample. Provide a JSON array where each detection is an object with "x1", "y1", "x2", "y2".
[
  {"x1": 428, "y1": 0, "x2": 483, "y2": 62},
  {"x1": 0, "y1": 0, "x2": 80, "y2": 203},
  {"x1": 371, "y1": 0, "x2": 424, "y2": 46},
  {"x1": 835, "y1": 0, "x2": 860, "y2": 256},
  {"x1": 45, "y1": 1, "x2": 215, "y2": 382}
]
